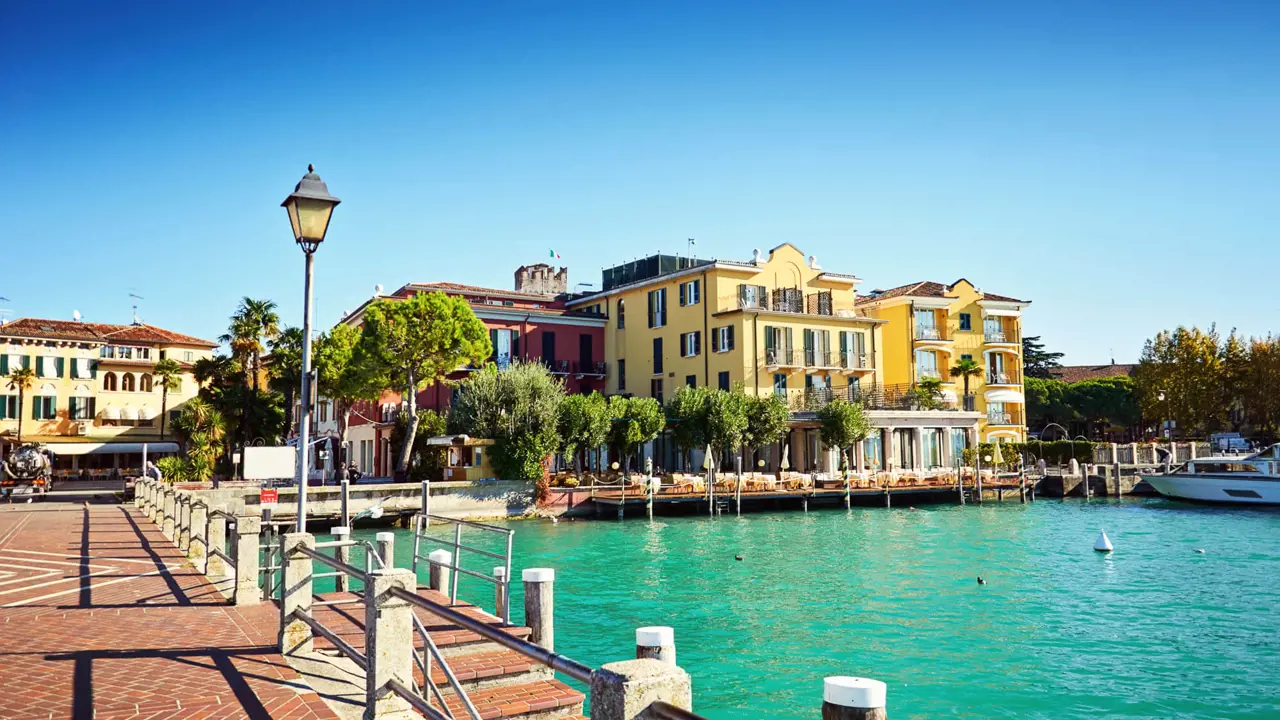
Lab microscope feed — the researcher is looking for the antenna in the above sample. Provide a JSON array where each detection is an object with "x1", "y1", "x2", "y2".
[
  {"x1": 129, "y1": 293, "x2": 145, "y2": 325},
  {"x1": 687, "y1": 238, "x2": 696, "y2": 257},
  {"x1": 0, "y1": 296, "x2": 10, "y2": 325}
]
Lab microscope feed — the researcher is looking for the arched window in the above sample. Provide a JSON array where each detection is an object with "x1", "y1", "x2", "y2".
[
  {"x1": 140, "y1": 375, "x2": 153, "y2": 392},
  {"x1": 103, "y1": 372, "x2": 118, "y2": 392},
  {"x1": 122, "y1": 373, "x2": 136, "y2": 392}
]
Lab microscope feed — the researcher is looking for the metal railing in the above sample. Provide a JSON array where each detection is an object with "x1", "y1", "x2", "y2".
[
  {"x1": 650, "y1": 701, "x2": 707, "y2": 720},
  {"x1": 915, "y1": 325, "x2": 947, "y2": 341},
  {"x1": 838, "y1": 351, "x2": 872, "y2": 370},
  {"x1": 987, "y1": 410, "x2": 1024, "y2": 426},
  {"x1": 986, "y1": 370, "x2": 1021, "y2": 385},
  {"x1": 984, "y1": 329, "x2": 1018, "y2": 344},
  {"x1": 411, "y1": 513, "x2": 514, "y2": 624},
  {"x1": 571, "y1": 360, "x2": 607, "y2": 376},
  {"x1": 764, "y1": 348, "x2": 800, "y2": 366},
  {"x1": 781, "y1": 381, "x2": 965, "y2": 413}
]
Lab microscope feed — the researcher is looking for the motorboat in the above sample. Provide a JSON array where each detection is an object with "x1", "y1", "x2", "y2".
[{"x1": 1143, "y1": 444, "x2": 1280, "y2": 505}]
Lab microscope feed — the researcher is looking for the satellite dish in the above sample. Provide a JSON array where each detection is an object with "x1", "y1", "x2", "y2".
[
  {"x1": 73, "y1": 310, "x2": 81, "y2": 322},
  {"x1": 374, "y1": 284, "x2": 384, "y2": 295}
]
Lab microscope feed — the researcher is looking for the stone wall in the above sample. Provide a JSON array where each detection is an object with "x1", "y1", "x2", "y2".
[{"x1": 514, "y1": 263, "x2": 568, "y2": 296}]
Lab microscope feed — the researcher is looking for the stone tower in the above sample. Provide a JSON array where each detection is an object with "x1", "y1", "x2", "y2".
[{"x1": 514, "y1": 263, "x2": 568, "y2": 296}]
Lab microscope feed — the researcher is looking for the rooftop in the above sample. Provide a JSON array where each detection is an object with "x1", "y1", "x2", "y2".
[
  {"x1": 856, "y1": 280, "x2": 1029, "y2": 305},
  {"x1": 1050, "y1": 364, "x2": 1137, "y2": 383},
  {"x1": 0, "y1": 318, "x2": 217, "y2": 347}
]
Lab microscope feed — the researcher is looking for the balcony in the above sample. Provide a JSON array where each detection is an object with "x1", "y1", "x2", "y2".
[
  {"x1": 987, "y1": 409, "x2": 1024, "y2": 426},
  {"x1": 722, "y1": 288, "x2": 866, "y2": 319},
  {"x1": 838, "y1": 350, "x2": 874, "y2": 371},
  {"x1": 984, "y1": 328, "x2": 1019, "y2": 344},
  {"x1": 572, "y1": 360, "x2": 607, "y2": 378},
  {"x1": 914, "y1": 325, "x2": 950, "y2": 342},
  {"x1": 916, "y1": 368, "x2": 943, "y2": 382},
  {"x1": 541, "y1": 359, "x2": 571, "y2": 375},
  {"x1": 764, "y1": 349, "x2": 802, "y2": 367},
  {"x1": 986, "y1": 369, "x2": 1021, "y2": 386},
  {"x1": 781, "y1": 381, "x2": 966, "y2": 413}
]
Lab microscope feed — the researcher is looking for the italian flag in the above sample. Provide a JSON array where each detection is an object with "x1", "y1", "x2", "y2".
[{"x1": 549, "y1": 249, "x2": 560, "y2": 259}]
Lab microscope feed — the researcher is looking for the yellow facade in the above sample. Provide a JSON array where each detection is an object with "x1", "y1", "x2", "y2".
[
  {"x1": 0, "y1": 318, "x2": 216, "y2": 471},
  {"x1": 858, "y1": 280, "x2": 1029, "y2": 441},
  {"x1": 570, "y1": 243, "x2": 883, "y2": 406}
]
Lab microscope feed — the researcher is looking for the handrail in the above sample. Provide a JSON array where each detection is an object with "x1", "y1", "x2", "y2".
[
  {"x1": 413, "y1": 514, "x2": 513, "y2": 622},
  {"x1": 294, "y1": 544, "x2": 371, "y2": 585},
  {"x1": 209, "y1": 547, "x2": 235, "y2": 565},
  {"x1": 424, "y1": 514, "x2": 514, "y2": 535},
  {"x1": 417, "y1": 535, "x2": 507, "y2": 562},
  {"x1": 294, "y1": 609, "x2": 369, "y2": 671},
  {"x1": 649, "y1": 701, "x2": 709, "y2": 720},
  {"x1": 386, "y1": 678, "x2": 451, "y2": 720},
  {"x1": 389, "y1": 585, "x2": 595, "y2": 684}
]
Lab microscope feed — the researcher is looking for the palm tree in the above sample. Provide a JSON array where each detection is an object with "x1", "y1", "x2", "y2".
[
  {"x1": 231, "y1": 298, "x2": 279, "y2": 391},
  {"x1": 267, "y1": 327, "x2": 305, "y2": 432},
  {"x1": 219, "y1": 316, "x2": 261, "y2": 388},
  {"x1": 152, "y1": 358, "x2": 183, "y2": 440},
  {"x1": 914, "y1": 376, "x2": 945, "y2": 410},
  {"x1": 6, "y1": 367, "x2": 36, "y2": 443},
  {"x1": 950, "y1": 357, "x2": 984, "y2": 408}
]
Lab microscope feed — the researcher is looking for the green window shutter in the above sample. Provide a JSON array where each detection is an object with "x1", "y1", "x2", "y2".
[
  {"x1": 0, "y1": 396, "x2": 6, "y2": 420},
  {"x1": 57, "y1": 357, "x2": 65, "y2": 377},
  {"x1": 22, "y1": 355, "x2": 30, "y2": 370},
  {"x1": 89, "y1": 397, "x2": 97, "y2": 418},
  {"x1": 0, "y1": 355, "x2": 7, "y2": 374},
  {"x1": 50, "y1": 396, "x2": 56, "y2": 417},
  {"x1": 91, "y1": 360, "x2": 99, "y2": 379},
  {"x1": 68, "y1": 397, "x2": 78, "y2": 419}
]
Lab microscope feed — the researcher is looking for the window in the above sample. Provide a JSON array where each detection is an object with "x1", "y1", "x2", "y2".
[
  {"x1": 915, "y1": 350, "x2": 939, "y2": 379},
  {"x1": 686, "y1": 375, "x2": 697, "y2": 388},
  {"x1": 140, "y1": 375, "x2": 153, "y2": 392},
  {"x1": 738, "y1": 284, "x2": 768, "y2": 309},
  {"x1": 121, "y1": 373, "x2": 136, "y2": 392},
  {"x1": 541, "y1": 331, "x2": 556, "y2": 367},
  {"x1": 653, "y1": 338, "x2": 663, "y2": 374},
  {"x1": 718, "y1": 371, "x2": 730, "y2": 391},
  {"x1": 99, "y1": 346, "x2": 116, "y2": 359},
  {"x1": 679, "y1": 279, "x2": 700, "y2": 306},
  {"x1": 650, "y1": 378, "x2": 664, "y2": 405},
  {"x1": 617, "y1": 359, "x2": 626, "y2": 391},
  {"x1": 961, "y1": 354, "x2": 973, "y2": 362},
  {"x1": 711, "y1": 326, "x2": 734, "y2": 353},
  {"x1": 617, "y1": 299, "x2": 625, "y2": 329},
  {"x1": 72, "y1": 357, "x2": 93, "y2": 379},
  {"x1": 102, "y1": 372, "x2": 118, "y2": 392},
  {"x1": 137, "y1": 347, "x2": 151, "y2": 360},
  {"x1": 33, "y1": 395, "x2": 56, "y2": 420},
  {"x1": 773, "y1": 373, "x2": 787, "y2": 395},
  {"x1": 681, "y1": 331, "x2": 701, "y2": 358},
  {"x1": 69, "y1": 396, "x2": 96, "y2": 420},
  {"x1": 118, "y1": 346, "x2": 134, "y2": 360},
  {"x1": 0, "y1": 395, "x2": 17, "y2": 419},
  {"x1": 36, "y1": 355, "x2": 62, "y2": 379},
  {"x1": 647, "y1": 288, "x2": 667, "y2": 328},
  {"x1": 184, "y1": 351, "x2": 194, "y2": 362},
  {"x1": 959, "y1": 313, "x2": 972, "y2": 331}
]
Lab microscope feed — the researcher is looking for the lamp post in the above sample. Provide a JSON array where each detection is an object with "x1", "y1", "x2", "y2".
[{"x1": 282, "y1": 165, "x2": 340, "y2": 534}]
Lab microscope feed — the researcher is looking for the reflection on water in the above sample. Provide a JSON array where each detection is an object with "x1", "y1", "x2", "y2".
[{"x1": 352, "y1": 498, "x2": 1280, "y2": 720}]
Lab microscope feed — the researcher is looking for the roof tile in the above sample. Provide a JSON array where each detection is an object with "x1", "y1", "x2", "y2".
[{"x1": 0, "y1": 318, "x2": 216, "y2": 347}]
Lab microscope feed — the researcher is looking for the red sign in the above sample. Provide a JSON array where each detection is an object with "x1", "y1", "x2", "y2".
[{"x1": 260, "y1": 488, "x2": 279, "y2": 505}]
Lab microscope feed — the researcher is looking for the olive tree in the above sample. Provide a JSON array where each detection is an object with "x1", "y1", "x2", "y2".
[
  {"x1": 817, "y1": 397, "x2": 870, "y2": 470},
  {"x1": 607, "y1": 395, "x2": 665, "y2": 476},
  {"x1": 558, "y1": 392, "x2": 612, "y2": 480},
  {"x1": 451, "y1": 361, "x2": 565, "y2": 484}
]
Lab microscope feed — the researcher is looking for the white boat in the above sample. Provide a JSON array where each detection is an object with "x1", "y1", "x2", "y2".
[{"x1": 1143, "y1": 444, "x2": 1280, "y2": 505}]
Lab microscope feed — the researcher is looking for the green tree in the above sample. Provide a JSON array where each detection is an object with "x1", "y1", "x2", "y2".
[
  {"x1": 665, "y1": 385, "x2": 709, "y2": 470},
  {"x1": 451, "y1": 362, "x2": 565, "y2": 483},
  {"x1": 5, "y1": 366, "x2": 36, "y2": 443},
  {"x1": 1022, "y1": 335, "x2": 1064, "y2": 379},
  {"x1": 704, "y1": 389, "x2": 749, "y2": 473},
  {"x1": 607, "y1": 395, "x2": 665, "y2": 476},
  {"x1": 388, "y1": 409, "x2": 448, "y2": 482},
  {"x1": 817, "y1": 397, "x2": 870, "y2": 468},
  {"x1": 1069, "y1": 377, "x2": 1139, "y2": 437},
  {"x1": 231, "y1": 297, "x2": 280, "y2": 391},
  {"x1": 267, "y1": 327, "x2": 304, "y2": 432},
  {"x1": 949, "y1": 357, "x2": 984, "y2": 399},
  {"x1": 911, "y1": 376, "x2": 946, "y2": 410},
  {"x1": 172, "y1": 397, "x2": 227, "y2": 482},
  {"x1": 1133, "y1": 325, "x2": 1226, "y2": 437},
  {"x1": 358, "y1": 293, "x2": 492, "y2": 474},
  {"x1": 1242, "y1": 336, "x2": 1280, "y2": 441},
  {"x1": 151, "y1": 358, "x2": 183, "y2": 440},
  {"x1": 557, "y1": 392, "x2": 612, "y2": 480},
  {"x1": 1024, "y1": 376, "x2": 1072, "y2": 431},
  {"x1": 743, "y1": 392, "x2": 790, "y2": 462},
  {"x1": 1221, "y1": 330, "x2": 1249, "y2": 432},
  {"x1": 313, "y1": 323, "x2": 381, "y2": 480},
  {"x1": 193, "y1": 354, "x2": 240, "y2": 392}
]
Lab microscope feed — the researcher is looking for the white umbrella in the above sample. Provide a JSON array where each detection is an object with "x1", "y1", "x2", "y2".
[
  {"x1": 780, "y1": 443, "x2": 791, "y2": 471},
  {"x1": 703, "y1": 444, "x2": 714, "y2": 471}
]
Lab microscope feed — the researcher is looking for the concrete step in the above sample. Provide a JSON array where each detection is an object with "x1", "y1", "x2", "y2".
[
  {"x1": 436, "y1": 678, "x2": 586, "y2": 720},
  {"x1": 418, "y1": 647, "x2": 553, "y2": 692}
]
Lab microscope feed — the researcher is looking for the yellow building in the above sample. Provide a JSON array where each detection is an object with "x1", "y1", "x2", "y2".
[
  {"x1": 0, "y1": 317, "x2": 217, "y2": 476},
  {"x1": 856, "y1": 280, "x2": 1030, "y2": 442},
  {"x1": 567, "y1": 244, "x2": 985, "y2": 473}
]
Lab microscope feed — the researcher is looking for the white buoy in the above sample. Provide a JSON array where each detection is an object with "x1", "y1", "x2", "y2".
[{"x1": 1094, "y1": 530, "x2": 1113, "y2": 553}]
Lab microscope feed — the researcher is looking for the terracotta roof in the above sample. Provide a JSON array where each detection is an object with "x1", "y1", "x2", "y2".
[
  {"x1": 0, "y1": 318, "x2": 216, "y2": 347},
  {"x1": 1051, "y1": 364, "x2": 1137, "y2": 383},
  {"x1": 980, "y1": 291, "x2": 1029, "y2": 303},
  {"x1": 855, "y1": 281, "x2": 1028, "y2": 305}
]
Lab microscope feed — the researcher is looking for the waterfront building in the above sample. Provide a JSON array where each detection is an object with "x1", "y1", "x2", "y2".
[
  {"x1": 339, "y1": 272, "x2": 608, "y2": 478},
  {"x1": 856, "y1": 280, "x2": 1030, "y2": 442},
  {"x1": 564, "y1": 244, "x2": 986, "y2": 473},
  {"x1": 0, "y1": 317, "x2": 216, "y2": 474}
]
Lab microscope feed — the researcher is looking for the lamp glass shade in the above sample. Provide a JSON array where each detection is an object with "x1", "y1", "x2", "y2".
[{"x1": 285, "y1": 196, "x2": 336, "y2": 244}]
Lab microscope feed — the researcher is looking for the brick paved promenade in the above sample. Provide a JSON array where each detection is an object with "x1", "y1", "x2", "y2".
[{"x1": 0, "y1": 501, "x2": 339, "y2": 720}]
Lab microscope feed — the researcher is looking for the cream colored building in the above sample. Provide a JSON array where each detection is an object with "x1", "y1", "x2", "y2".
[{"x1": 0, "y1": 317, "x2": 216, "y2": 476}]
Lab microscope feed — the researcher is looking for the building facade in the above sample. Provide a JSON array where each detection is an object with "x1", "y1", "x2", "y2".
[
  {"x1": 0, "y1": 318, "x2": 217, "y2": 474},
  {"x1": 857, "y1": 280, "x2": 1030, "y2": 442}
]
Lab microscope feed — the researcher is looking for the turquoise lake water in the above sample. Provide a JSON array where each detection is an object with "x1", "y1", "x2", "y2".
[{"x1": 344, "y1": 498, "x2": 1280, "y2": 719}]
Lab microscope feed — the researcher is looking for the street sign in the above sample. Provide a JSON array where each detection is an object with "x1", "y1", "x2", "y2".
[{"x1": 260, "y1": 488, "x2": 279, "y2": 508}]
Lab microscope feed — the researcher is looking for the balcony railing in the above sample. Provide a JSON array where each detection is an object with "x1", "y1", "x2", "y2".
[
  {"x1": 986, "y1": 370, "x2": 1021, "y2": 385},
  {"x1": 838, "y1": 351, "x2": 873, "y2": 370},
  {"x1": 917, "y1": 368, "x2": 942, "y2": 381},
  {"x1": 540, "y1": 359, "x2": 570, "y2": 375},
  {"x1": 915, "y1": 325, "x2": 949, "y2": 341},
  {"x1": 780, "y1": 381, "x2": 964, "y2": 413},
  {"x1": 984, "y1": 328, "x2": 1019, "y2": 344},
  {"x1": 571, "y1": 360, "x2": 607, "y2": 377},
  {"x1": 987, "y1": 409, "x2": 1024, "y2": 426},
  {"x1": 720, "y1": 289, "x2": 864, "y2": 319},
  {"x1": 764, "y1": 348, "x2": 802, "y2": 366}
]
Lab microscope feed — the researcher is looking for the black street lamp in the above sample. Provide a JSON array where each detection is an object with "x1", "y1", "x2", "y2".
[{"x1": 282, "y1": 165, "x2": 340, "y2": 533}]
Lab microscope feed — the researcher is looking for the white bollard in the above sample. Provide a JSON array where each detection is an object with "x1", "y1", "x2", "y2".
[
  {"x1": 522, "y1": 568, "x2": 555, "y2": 651},
  {"x1": 330, "y1": 526, "x2": 351, "y2": 592},
  {"x1": 428, "y1": 549, "x2": 452, "y2": 594},
  {"x1": 375, "y1": 531, "x2": 395, "y2": 569},
  {"x1": 635, "y1": 626, "x2": 676, "y2": 666},
  {"x1": 822, "y1": 676, "x2": 887, "y2": 720},
  {"x1": 493, "y1": 566, "x2": 509, "y2": 620}
]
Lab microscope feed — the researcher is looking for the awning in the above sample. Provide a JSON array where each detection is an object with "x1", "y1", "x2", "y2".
[
  {"x1": 985, "y1": 388, "x2": 1025, "y2": 404},
  {"x1": 101, "y1": 405, "x2": 119, "y2": 420},
  {"x1": 120, "y1": 406, "x2": 138, "y2": 420},
  {"x1": 42, "y1": 442, "x2": 181, "y2": 456},
  {"x1": 139, "y1": 406, "x2": 157, "y2": 420}
]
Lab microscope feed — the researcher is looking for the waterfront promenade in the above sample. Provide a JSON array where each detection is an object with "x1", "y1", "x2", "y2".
[{"x1": 0, "y1": 500, "x2": 338, "y2": 720}]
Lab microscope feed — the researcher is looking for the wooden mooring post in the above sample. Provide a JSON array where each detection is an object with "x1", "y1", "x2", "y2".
[{"x1": 822, "y1": 676, "x2": 886, "y2": 719}]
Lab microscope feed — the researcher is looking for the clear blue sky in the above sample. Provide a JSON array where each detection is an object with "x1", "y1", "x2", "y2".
[{"x1": 2, "y1": 1, "x2": 1277, "y2": 364}]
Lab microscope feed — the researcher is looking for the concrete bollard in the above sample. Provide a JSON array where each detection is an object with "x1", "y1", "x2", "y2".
[
  {"x1": 364, "y1": 568, "x2": 417, "y2": 720},
  {"x1": 189, "y1": 501, "x2": 208, "y2": 571},
  {"x1": 232, "y1": 513, "x2": 262, "y2": 605},
  {"x1": 279, "y1": 532, "x2": 314, "y2": 655},
  {"x1": 178, "y1": 493, "x2": 192, "y2": 551},
  {"x1": 428, "y1": 550, "x2": 452, "y2": 594},
  {"x1": 207, "y1": 509, "x2": 229, "y2": 581},
  {"x1": 635, "y1": 626, "x2": 676, "y2": 666},
  {"x1": 146, "y1": 482, "x2": 159, "y2": 522},
  {"x1": 375, "y1": 531, "x2": 395, "y2": 569},
  {"x1": 331, "y1": 526, "x2": 351, "y2": 592},
  {"x1": 493, "y1": 566, "x2": 508, "y2": 621},
  {"x1": 134, "y1": 479, "x2": 146, "y2": 509},
  {"x1": 822, "y1": 677, "x2": 886, "y2": 719},
  {"x1": 162, "y1": 488, "x2": 176, "y2": 538},
  {"x1": 589, "y1": 658, "x2": 693, "y2": 720},
  {"x1": 523, "y1": 568, "x2": 555, "y2": 651}
]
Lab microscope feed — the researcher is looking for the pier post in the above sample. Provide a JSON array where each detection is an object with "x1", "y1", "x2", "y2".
[
  {"x1": 146, "y1": 481, "x2": 159, "y2": 521},
  {"x1": 375, "y1": 531, "x2": 395, "y2": 569},
  {"x1": 162, "y1": 487, "x2": 176, "y2": 539},
  {"x1": 232, "y1": 513, "x2": 262, "y2": 605},
  {"x1": 189, "y1": 500, "x2": 208, "y2": 571},
  {"x1": 523, "y1": 568, "x2": 555, "y2": 651},
  {"x1": 428, "y1": 549, "x2": 452, "y2": 594},
  {"x1": 1113, "y1": 463, "x2": 1123, "y2": 497},
  {"x1": 493, "y1": 566, "x2": 508, "y2": 620},
  {"x1": 340, "y1": 476, "x2": 350, "y2": 526},
  {"x1": 134, "y1": 479, "x2": 146, "y2": 508},
  {"x1": 279, "y1": 532, "x2": 314, "y2": 655},
  {"x1": 364, "y1": 568, "x2": 417, "y2": 720},
  {"x1": 822, "y1": 676, "x2": 887, "y2": 720},
  {"x1": 735, "y1": 456, "x2": 742, "y2": 516},
  {"x1": 590, "y1": 659, "x2": 692, "y2": 720},
  {"x1": 635, "y1": 626, "x2": 676, "y2": 666},
  {"x1": 331, "y1": 526, "x2": 351, "y2": 592},
  {"x1": 207, "y1": 508, "x2": 228, "y2": 581},
  {"x1": 177, "y1": 493, "x2": 192, "y2": 551}
]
